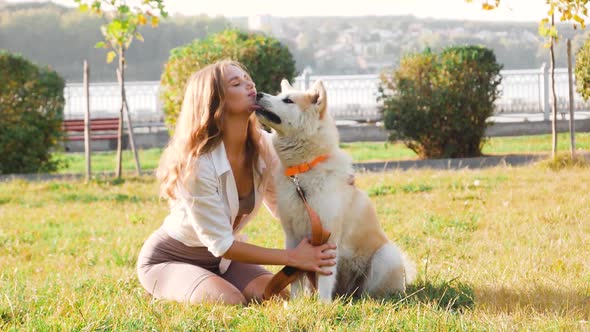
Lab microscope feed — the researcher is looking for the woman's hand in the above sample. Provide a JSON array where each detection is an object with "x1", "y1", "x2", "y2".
[{"x1": 287, "y1": 238, "x2": 337, "y2": 275}]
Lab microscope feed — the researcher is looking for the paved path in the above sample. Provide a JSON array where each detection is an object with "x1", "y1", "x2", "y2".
[
  {"x1": 487, "y1": 111, "x2": 590, "y2": 123},
  {"x1": 353, "y1": 154, "x2": 546, "y2": 172},
  {"x1": 0, "y1": 153, "x2": 557, "y2": 183}
]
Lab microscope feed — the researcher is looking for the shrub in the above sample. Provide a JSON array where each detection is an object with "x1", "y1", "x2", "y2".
[
  {"x1": 379, "y1": 45, "x2": 502, "y2": 158},
  {"x1": 160, "y1": 29, "x2": 296, "y2": 130},
  {"x1": 575, "y1": 37, "x2": 590, "y2": 101},
  {"x1": 0, "y1": 51, "x2": 65, "y2": 174}
]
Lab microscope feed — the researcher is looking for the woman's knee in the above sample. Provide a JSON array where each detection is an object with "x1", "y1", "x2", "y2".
[
  {"x1": 218, "y1": 290, "x2": 247, "y2": 306},
  {"x1": 189, "y1": 276, "x2": 247, "y2": 306}
]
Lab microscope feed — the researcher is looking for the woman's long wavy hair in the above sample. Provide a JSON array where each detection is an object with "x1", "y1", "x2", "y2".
[{"x1": 157, "y1": 60, "x2": 264, "y2": 200}]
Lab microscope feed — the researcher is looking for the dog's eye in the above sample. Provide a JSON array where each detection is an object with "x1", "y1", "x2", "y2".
[{"x1": 282, "y1": 98, "x2": 294, "y2": 104}]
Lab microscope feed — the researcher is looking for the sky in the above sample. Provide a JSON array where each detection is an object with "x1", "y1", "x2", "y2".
[{"x1": 8, "y1": 0, "x2": 550, "y2": 22}]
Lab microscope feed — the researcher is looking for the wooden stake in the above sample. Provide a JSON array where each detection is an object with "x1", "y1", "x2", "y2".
[
  {"x1": 115, "y1": 51, "x2": 124, "y2": 179},
  {"x1": 550, "y1": 13, "x2": 558, "y2": 159},
  {"x1": 83, "y1": 60, "x2": 91, "y2": 181},
  {"x1": 567, "y1": 39, "x2": 576, "y2": 158},
  {"x1": 116, "y1": 47, "x2": 141, "y2": 177}
]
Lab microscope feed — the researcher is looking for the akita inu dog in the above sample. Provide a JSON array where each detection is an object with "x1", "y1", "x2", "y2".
[{"x1": 254, "y1": 79, "x2": 416, "y2": 302}]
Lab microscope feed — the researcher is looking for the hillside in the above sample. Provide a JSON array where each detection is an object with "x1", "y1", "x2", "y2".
[{"x1": 1, "y1": 2, "x2": 587, "y2": 81}]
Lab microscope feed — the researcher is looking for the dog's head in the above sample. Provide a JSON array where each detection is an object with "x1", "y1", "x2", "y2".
[
  {"x1": 254, "y1": 79, "x2": 339, "y2": 164},
  {"x1": 254, "y1": 79, "x2": 340, "y2": 165},
  {"x1": 254, "y1": 79, "x2": 330, "y2": 137}
]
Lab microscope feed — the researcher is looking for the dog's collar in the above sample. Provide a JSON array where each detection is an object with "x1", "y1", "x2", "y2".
[{"x1": 284, "y1": 155, "x2": 329, "y2": 177}]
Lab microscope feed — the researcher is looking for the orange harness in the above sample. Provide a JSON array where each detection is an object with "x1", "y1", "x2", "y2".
[{"x1": 263, "y1": 155, "x2": 331, "y2": 300}]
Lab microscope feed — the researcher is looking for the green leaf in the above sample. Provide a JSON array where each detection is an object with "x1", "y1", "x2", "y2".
[
  {"x1": 94, "y1": 41, "x2": 106, "y2": 49},
  {"x1": 110, "y1": 20, "x2": 123, "y2": 32},
  {"x1": 106, "y1": 51, "x2": 116, "y2": 64},
  {"x1": 135, "y1": 32, "x2": 144, "y2": 42},
  {"x1": 78, "y1": 4, "x2": 89, "y2": 12},
  {"x1": 118, "y1": 5, "x2": 130, "y2": 14},
  {"x1": 91, "y1": 1, "x2": 101, "y2": 14}
]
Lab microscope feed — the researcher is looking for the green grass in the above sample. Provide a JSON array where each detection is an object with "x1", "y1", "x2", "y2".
[
  {"x1": 1, "y1": 163, "x2": 589, "y2": 330},
  {"x1": 53, "y1": 148, "x2": 163, "y2": 174},
  {"x1": 52, "y1": 133, "x2": 590, "y2": 174},
  {"x1": 481, "y1": 132, "x2": 590, "y2": 154}
]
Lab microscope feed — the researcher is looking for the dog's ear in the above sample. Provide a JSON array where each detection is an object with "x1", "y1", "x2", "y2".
[
  {"x1": 281, "y1": 79, "x2": 293, "y2": 92},
  {"x1": 309, "y1": 80, "x2": 327, "y2": 119}
]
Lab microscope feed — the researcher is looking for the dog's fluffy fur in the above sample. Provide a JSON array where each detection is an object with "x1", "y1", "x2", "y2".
[{"x1": 255, "y1": 79, "x2": 416, "y2": 302}]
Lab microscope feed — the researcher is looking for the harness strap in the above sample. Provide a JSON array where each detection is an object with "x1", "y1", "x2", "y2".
[
  {"x1": 291, "y1": 175, "x2": 331, "y2": 246},
  {"x1": 263, "y1": 174, "x2": 331, "y2": 300}
]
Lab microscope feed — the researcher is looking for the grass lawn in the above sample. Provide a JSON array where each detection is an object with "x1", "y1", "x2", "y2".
[
  {"x1": 1, "y1": 163, "x2": 588, "y2": 330},
  {"x1": 52, "y1": 132, "x2": 590, "y2": 174}
]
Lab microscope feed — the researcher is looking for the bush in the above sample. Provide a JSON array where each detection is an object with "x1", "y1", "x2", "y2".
[
  {"x1": 0, "y1": 51, "x2": 65, "y2": 174},
  {"x1": 160, "y1": 29, "x2": 296, "y2": 129},
  {"x1": 575, "y1": 37, "x2": 590, "y2": 100},
  {"x1": 379, "y1": 45, "x2": 502, "y2": 158}
]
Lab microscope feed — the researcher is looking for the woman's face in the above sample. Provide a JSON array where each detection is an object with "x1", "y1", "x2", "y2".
[{"x1": 222, "y1": 65, "x2": 257, "y2": 116}]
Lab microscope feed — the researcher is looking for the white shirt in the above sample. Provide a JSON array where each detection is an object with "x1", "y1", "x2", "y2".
[{"x1": 161, "y1": 130, "x2": 279, "y2": 273}]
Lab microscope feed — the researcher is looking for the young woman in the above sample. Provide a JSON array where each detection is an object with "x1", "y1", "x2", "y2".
[{"x1": 136, "y1": 60, "x2": 336, "y2": 305}]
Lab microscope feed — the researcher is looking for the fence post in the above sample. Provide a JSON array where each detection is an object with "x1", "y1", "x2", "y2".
[
  {"x1": 63, "y1": 85, "x2": 71, "y2": 119},
  {"x1": 303, "y1": 66, "x2": 312, "y2": 90},
  {"x1": 155, "y1": 84, "x2": 162, "y2": 127},
  {"x1": 541, "y1": 62, "x2": 550, "y2": 121}
]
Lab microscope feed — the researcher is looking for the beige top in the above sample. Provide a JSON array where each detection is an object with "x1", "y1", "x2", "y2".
[{"x1": 161, "y1": 130, "x2": 279, "y2": 273}]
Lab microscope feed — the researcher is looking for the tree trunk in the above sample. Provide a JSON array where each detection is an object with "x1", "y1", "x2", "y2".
[
  {"x1": 116, "y1": 47, "x2": 142, "y2": 177},
  {"x1": 83, "y1": 60, "x2": 91, "y2": 182},
  {"x1": 567, "y1": 39, "x2": 576, "y2": 158},
  {"x1": 550, "y1": 14, "x2": 558, "y2": 159},
  {"x1": 119, "y1": 86, "x2": 142, "y2": 176}
]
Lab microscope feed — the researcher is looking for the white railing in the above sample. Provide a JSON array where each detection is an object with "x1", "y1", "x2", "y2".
[
  {"x1": 63, "y1": 66, "x2": 590, "y2": 122},
  {"x1": 494, "y1": 66, "x2": 590, "y2": 117},
  {"x1": 63, "y1": 81, "x2": 163, "y2": 122},
  {"x1": 293, "y1": 73, "x2": 381, "y2": 121}
]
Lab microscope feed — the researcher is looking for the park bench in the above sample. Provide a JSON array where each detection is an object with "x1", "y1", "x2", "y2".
[{"x1": 62, "y1": 117, "x2": 124, "y2": 142}]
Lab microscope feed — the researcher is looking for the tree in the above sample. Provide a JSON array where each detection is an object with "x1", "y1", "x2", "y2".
[
  {"x1": 575, "y1": 36, "x2": 590, "y2": 99},
  {"x1": 0, "y1": 52, "x2": 65, "y2": 174},
  {"x1": 74, "y1": 0, "x2": 167, "y2": 178},
  {"x1": 467, "y1": 0, "x2": 590, "y2": 159},
  {"x1": 160, "y1": 29, "x2": 296, "y2": 130}
]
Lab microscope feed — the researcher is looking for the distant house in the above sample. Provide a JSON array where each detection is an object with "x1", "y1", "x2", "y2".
[{"x1": 248, "y1": 15, "x2": 282, "y2": 35}]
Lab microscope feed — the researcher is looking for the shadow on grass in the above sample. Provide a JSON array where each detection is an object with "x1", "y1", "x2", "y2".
[{"x1": 385, "y1": 277, "x2": 475, "y2": 312}]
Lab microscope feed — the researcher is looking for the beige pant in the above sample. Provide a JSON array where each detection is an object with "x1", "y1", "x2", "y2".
[{"x1": 136, "y1": 227, "x2": 271, "y2": 303}]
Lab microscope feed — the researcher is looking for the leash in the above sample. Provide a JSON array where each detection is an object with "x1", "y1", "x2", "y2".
[{"x1": 263, "y1": 155, "x2": 331, "y2": 300}]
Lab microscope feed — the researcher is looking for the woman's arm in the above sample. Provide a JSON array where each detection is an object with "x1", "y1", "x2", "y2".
[{"x1": 223, "y1": 239, "x2": 337, "y2": 276}]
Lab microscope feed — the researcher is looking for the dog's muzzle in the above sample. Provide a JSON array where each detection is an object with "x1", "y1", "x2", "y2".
[{"x1": 255, "y1": 109, "x2": 282, "y2": 124}]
